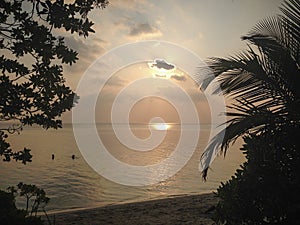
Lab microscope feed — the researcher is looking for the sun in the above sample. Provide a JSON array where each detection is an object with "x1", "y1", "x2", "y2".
[{"x1": 151, "y1": 123, "x2": 171, "y2": 131}]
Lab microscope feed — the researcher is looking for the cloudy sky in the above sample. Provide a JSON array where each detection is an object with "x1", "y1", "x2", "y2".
[{"x1": 62, "y1": 0, "x2": 283, "y2": 123}]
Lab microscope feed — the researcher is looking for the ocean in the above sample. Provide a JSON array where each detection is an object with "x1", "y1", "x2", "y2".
[{"x1": 0, "y1": 123, "x2": 245, "y2": 213}]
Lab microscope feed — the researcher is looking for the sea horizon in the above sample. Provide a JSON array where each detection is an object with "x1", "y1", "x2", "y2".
[{"x1": 0, "y1": 122, "x2": 244, "y2": 213}]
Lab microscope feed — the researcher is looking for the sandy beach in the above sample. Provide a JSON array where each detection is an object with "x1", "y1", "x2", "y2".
[{"x1": 46, "y1": 193, "x2": 218, "y2": 225}]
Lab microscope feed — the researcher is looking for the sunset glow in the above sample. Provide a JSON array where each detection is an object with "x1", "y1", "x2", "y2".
[
  {"x1": 0, "y1": 0, "x2": 285, "y2": 222},
  {"x1": 151, "y1": 123, "x2": 171, "y2": 131}
]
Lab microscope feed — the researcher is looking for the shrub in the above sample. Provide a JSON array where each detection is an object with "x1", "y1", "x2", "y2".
[
  {"x1": 0, "y1": 182, "x2": 50, "y2": 225},
  {"x1": 214, "y1": 125, "x2": 300, "y2": 224}
]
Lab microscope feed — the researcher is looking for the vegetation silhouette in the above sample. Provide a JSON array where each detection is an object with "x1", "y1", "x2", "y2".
[
  {"x1": 1, "y1": 182, "x2": 50, "y2": 225},
  {"x1": 0, "y1": 0, "x2": 108, "y2": 164},
  {"x1": 0, "y1": 1, "x2": 108, "y2": 224},
  {"x1": 200, "y1": 0, "x2": 299, "y2": 223}
]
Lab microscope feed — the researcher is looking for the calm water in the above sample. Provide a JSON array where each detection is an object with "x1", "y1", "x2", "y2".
[{"x1": 0, "y1": 123, "x2": 244, "y2": 213}]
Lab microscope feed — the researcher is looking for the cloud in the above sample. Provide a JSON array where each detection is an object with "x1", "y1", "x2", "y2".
[
  {"x1": 110, "y1": 0, "x2": 148, "y2": 11},
  {"x1": 149, "y1": 60, "x2": 186, "y2": 82},
  {"x1": 129, "y1": 23, "x2": 155, "y2": 36},
  {"x1": 61, "y1": 35, "x2": 107, "y2": 88},
  {"x1": 148, "y1": 59, "x2": 175, "y2": 71},
  {"x1": 129, "y1": 23, "x2": 162, "y2": 38},
  {"x1": 171, "y1": 74, "x2": 186, "y2": 81},
  {"x1": 64, "y1": 36, "x2": 106, "y2": 60},
  {"x1": 154, "y1": 73, "x2": 168, "y2": 79},
  {"x1": 152, "y1": 73, "x2": 186, "y2": 82}
]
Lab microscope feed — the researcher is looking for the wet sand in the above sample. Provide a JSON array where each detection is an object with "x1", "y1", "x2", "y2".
[{"x1": 46, "y1": 192, "x2": 218, "y2": 225}]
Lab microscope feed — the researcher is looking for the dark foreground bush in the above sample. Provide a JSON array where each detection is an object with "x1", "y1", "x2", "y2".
[
  {"x1": 0, "y1": 190, "x2": 43, "y2": 225},
  {"x1": 214, "y1": 125, "x2": 300, "y2": 224},
  {"x1": 0, "y1": 182, "x2": 50, "y2": 225}
]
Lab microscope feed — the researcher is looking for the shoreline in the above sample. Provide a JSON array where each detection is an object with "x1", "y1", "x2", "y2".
[
  {"x1": 46, "y1": 192, "x2": 212, "y2": 215},
  {"x1": 45, "y1": 192, "x2": 218, "y2": 225}
]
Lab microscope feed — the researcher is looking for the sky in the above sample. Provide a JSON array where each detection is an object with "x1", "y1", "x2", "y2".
[{"x1": 61, "y1": 0, "x2": 283, "y2": 123}]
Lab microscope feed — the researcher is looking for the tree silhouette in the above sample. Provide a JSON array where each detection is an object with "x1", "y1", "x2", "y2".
[
  {"x1": 200, "y1": 0, "x2": 299, "y2": 178},
  {"x1": 199, "y1": 0, "x2": 299, "y2": 223},
  {"x1": 1, "y1": 182, "x2": 50, "y2": 225},
  {"x1": 0, "y1": 0, "x2": 108, "y2": 163}
]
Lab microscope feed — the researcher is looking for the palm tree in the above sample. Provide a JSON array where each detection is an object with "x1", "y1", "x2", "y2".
[{"x1": 200, "y1": 0, "x2": 300, "y2": 179}]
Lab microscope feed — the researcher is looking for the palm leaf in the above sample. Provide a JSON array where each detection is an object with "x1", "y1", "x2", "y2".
[{"x1": 199, "y1": 0, "x2": 300, "y2": 179}]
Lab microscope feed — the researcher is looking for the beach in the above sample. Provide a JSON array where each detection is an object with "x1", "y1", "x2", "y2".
[{"x1": 47, "y1": 193, "x2": 218, "y2": 225}]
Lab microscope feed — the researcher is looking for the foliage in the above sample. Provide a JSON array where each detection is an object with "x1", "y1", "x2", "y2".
[
  {"x1": 214, "y1": 125, "x2": 300, "y2": 224},
  {"x1": 0, "y1": 182, "x2": 51, "y2": 225},
  {"x1": 200, "y1": 0, "x2": 300, "y2": 178},
  {"x1": 0, "y1": 0, "x2": 108, "y2": 163},
  {"x1": 8, "y1": 182, "x2": 50, "y2": 216},
  {"x1": 199, "y1": 0, "x2": 300, "y2": 224}
]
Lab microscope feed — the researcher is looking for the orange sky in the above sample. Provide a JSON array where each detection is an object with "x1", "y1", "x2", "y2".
[
  {"x1": 60, "y1": 0, "x2": 283, "y2": 123},
  {"x1": 94, "y1": 62, "x2": 211, "y2": 124}
]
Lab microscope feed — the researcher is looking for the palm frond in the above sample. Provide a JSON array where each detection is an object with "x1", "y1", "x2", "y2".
[
  {"x1": 199, "y1": 0, "x2": 300, "y2": 179},
  {"x1": 205, "y1": 50, "x2": 293, "y2": 103},
  {"x1": 200, "y1": 99, "x2": 287, "y2": 178},
  {"x1": 280, "y1": 0, "x2": 300, "y2": 63},
  {"x1": 242, "y1": 34, "x2": 300, "y2": 99},
  {"x1": 243, "y1": 0, "x2": 300, "y2": 98}
]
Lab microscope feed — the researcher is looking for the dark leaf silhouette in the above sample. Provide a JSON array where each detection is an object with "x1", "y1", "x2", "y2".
[
  {"x1": 0, "y1": 0, "x2": 108, "y2": 163},
  {"x1": 199, "y1": 0, "x2": 300, "y2": 178}
]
